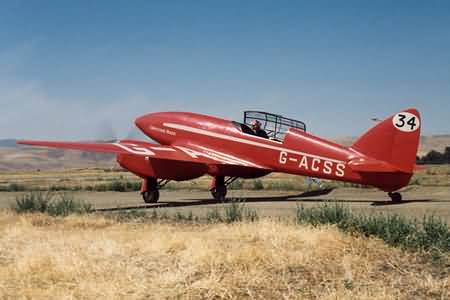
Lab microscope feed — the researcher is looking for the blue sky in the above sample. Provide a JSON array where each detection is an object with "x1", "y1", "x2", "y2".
[{"x1": 1, "y1": 1, "x2": 449, "y2": 140}]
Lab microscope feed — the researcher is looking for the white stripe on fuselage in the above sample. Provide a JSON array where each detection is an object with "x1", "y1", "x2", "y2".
[
  {"x1": 163, "y1": 123, "x2": 345, "y2": 164},
  {"x1": 195, "y1": 145, "x2": 263, "y2": 168},
  {"x1": 151, "y1": 147, "x2": 176, "y2": 151}
]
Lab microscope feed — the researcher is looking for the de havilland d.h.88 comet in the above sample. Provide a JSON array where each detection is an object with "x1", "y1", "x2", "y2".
[{"x1": 18, "y1": 108, "x2": 421, "y2": 203}]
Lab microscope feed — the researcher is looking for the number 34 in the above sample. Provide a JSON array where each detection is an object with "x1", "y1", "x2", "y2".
[{"x1": 392, "y1": 112, "x2": 420, "y2": 132}]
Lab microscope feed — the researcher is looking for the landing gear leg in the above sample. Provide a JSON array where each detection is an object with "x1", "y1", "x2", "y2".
[
  {"x1": 388, "y1": 192, "x2": 402, "y2": 203},
  {"x1": 210, "y1": 176, "x2": 227, "y2": 201},
  {"x1": 142, "y1": 177, "x2": 160, "y2": 203}
]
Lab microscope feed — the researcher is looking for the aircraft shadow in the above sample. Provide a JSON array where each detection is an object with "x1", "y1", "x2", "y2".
[
  {"x1": 370, "y1": 199, "x2": 434, "y2": 206},
  {"x1": 93, "y1": 189, "x2": 442, "y2": 212}
]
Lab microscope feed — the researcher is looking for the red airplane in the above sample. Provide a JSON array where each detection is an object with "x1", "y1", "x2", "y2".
[{"x1": 18, "y1": 108, "x2": 421, "y2": 203}]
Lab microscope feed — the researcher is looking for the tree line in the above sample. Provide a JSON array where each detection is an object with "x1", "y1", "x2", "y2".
[{"x1": 416, "y1": 147, "x2": 450, "y2": 164}]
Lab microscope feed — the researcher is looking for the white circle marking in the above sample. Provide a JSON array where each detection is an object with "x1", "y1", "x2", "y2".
[{"x1": 392, "y1": 112, "x2": 420, "y2": 132}]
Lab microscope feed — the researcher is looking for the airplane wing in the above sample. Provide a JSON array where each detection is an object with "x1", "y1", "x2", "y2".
[{"x1": 17, "y1": 139, "x2": 268, "y2": 169}]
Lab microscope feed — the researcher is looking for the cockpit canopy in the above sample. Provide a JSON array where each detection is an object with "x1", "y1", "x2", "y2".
[{"x1": 233, "y1": 111, "x2": 306, "y2": 141}]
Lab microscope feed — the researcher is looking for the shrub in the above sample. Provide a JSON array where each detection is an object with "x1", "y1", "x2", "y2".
[
  {"x1": 13, "y1": 191, "x2": 52, "y2": 213},
  {"x1": 49, "y1": 185, "x2": 68, "y2": 191},
  {"x1": 418, "y1": 215, "x2": 450, "y2": 252},
  {"x1": 224, "y1": 200, "x2": 244, "y2": 223},
  {"x1": 205, "y1": 201, "x2": 258, "y2": 223},
  {"x1": 95, "y1": 180, "x2": 140, "y2": 192},
  {"x1": 5, "y1": 183, "x2": 27, "y2": 192},
  {"x1": 244, "y1": 207, "x2": 259, "y2": 222},
  {"x1": 265, "y1": 181, "x2": 299, "y2": 191},
  {"x1": 110, "y1": 180, "x2": 127, "y2": 192},
  {"x1": 13, "y1": 191, "x2": 92, "y2": 216},
  {"x1": 252, "y1": 179, "x2": 264, "y2": 190},
  {"x1": 295, "y1": 204, "x2": 450, "y2": 254},
  {"x1": 94, "y1": 184, "x2": 109, "y2": 191},
  {"x1": 174, "y1": 211, "x2": 196, "y2": 222},
  {"x1": 206, "y1": 207, "x2": 223, "y2": 223},
  {"x1": 296, "y1": 203, "x2": 351, "y2": 226},
  {"x1": 228, "y1": 179, "x2": 243, "y2": 190},
  {"x1": 47, "y1": 193, "x2": 93, "y2": 216}
]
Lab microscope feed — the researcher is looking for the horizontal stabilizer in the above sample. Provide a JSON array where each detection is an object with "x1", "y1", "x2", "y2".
[{"x1": 347, "y1": 158, "x2": 401, "y2": 173}]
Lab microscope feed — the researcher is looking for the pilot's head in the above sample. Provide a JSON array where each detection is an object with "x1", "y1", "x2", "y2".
[{"x1": 251, "y1": 120, "x2": 261, "y2": 131}]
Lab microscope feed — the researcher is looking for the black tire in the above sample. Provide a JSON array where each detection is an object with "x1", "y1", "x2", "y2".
[
  {"x1": 142, "y1": 190, "x2": 159, "y2": 203},
  {"x1": 389, "y1": 192, "x2": 402, "y2": 203},
  {"x1": 211, "y1": 185, "x2": 227, "y2": 201}
]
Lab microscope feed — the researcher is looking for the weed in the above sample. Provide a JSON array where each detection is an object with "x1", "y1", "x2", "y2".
[
  {"x1": 343, "y1": 279, "x2": 354, "y2": 290},
  {"x1": 115, "y1": 209, "x2": 147, "y2": 221},
  {"x1": 296, "y1": 203, "x2": 351, "y2": 226},
  {"x1": 8, "y1": 183, "x2": 27, "y2": 191},
  {"x1": 265, "y1": 181, "x2": 299, "y2": 191},
  {"x1": 206, "y1": 207, "x2": 223, "y2": 223},
  {"x1": 47, "y1": 193, "x2": 93, "y2": 217},
  {"x1": 49, "y1": 185, "x2": 68, "y2": 191},
  {"x1": 295, "y1": 203, "x2": 450, "y2": 254},
  {"x1": 173, "y1": 211, "x2": 196, "y2": 222},
  {"x1": 13, "y1": 191, "x2": 52, "y2": 213},
  {"x1": 13, "y1": 191, "x2": 92, "y2": 216},
  {"x1": 244, "y1": 207, "x2": 259, "y2": 222},
  {"x1": 252, "y1": 179, "x2": 264, "y2": 190},
  {"x1": 409, "y1": 177, "x2": 421, "y2": 185},
  {"x1": 228, "y1": 179, "x2": 243, "y2": 190},
  {"x1": 224, "y1": 200, "x2": 245, "y2": 223}
]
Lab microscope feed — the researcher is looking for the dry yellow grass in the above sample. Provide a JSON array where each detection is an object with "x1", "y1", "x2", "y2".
[{"x1": 0, "y1": 213, "x2": 448, "y2": 299}]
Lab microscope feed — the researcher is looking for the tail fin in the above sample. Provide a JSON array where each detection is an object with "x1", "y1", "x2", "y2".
[{"x1": 351, "y1": 108, "x2": 421, "y2": 173}]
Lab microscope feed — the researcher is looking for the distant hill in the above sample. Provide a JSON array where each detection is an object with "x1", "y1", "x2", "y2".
[
  {"x1": 0, "y1": 135, "x2": 448, "y2": 171},
  {"x1": 0, "y1": 139, "x2": 20, "y2": 147},
  {"x1": 418, "y1": 135, "x2": 450, "y2": 156}
]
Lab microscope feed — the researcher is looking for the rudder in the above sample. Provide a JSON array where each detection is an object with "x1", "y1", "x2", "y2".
[{"x1": 351, "y1": 108, "x2": 421, "y2": 173}]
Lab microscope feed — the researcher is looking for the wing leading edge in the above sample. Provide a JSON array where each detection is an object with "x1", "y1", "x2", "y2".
[{"x1": 17, "y1": 139, "x2": 268, "y2": 169}]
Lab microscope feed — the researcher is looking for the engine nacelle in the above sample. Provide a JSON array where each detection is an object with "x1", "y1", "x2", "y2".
[{"x1": 116, "y1": 154, "x2": 207, "y2": 180}]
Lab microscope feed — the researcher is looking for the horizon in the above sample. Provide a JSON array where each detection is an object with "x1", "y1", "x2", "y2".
[{"x1": 1, "y1": 1, "x2": 450, "y2": 140}]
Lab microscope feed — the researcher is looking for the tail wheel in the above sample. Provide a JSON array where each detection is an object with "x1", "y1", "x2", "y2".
[
  {"x1": 388, "y1": 192, "x2": 402, "y2": 203},
  {"x1": 211, "y1": 185, "x2": 227, "y2": 201},
  {"x1": 143, "y1": 190, "x2": 159, "y2": 203}
]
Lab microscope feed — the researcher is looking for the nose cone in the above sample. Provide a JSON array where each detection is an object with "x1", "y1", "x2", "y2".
[
  {"x1": 134, "y1": 114, "x2": 148, "y2": 132},
  {"x1": 135, "y1": 112, "x2": 162, "y2": 131},
  {"x1": 135, "y1": 112, "x2": 169, "y2": 135},
  {"x1": 135, "y1": 112, "x2": 174, "y2": 143}
]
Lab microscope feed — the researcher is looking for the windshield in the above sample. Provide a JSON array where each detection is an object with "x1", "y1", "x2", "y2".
[{"x1": 243, "y1": 111, "x2": 306, "y2": 141}]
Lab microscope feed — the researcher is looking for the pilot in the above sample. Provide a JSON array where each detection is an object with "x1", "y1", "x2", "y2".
[{"x1": 251, "y1": 120, "x2": 269, "y2": 139}]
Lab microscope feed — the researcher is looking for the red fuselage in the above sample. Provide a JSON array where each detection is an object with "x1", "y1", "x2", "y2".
[{"x1": 130, "y1": 112, "x2": 412, "y2": 192}]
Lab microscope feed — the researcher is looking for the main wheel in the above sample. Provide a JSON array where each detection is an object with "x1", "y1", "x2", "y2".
[
  {"x1": 142, "y1": 190, "x2": 160, "y2": 203},
  {"x1": 388, "y1": 192, "x2": 402, "y2": 203},
  {"x1": 211, "y1": 185, "x2": 227, "y2": 201}
]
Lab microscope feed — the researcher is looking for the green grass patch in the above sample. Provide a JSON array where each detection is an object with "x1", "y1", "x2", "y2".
[
  {"x1": 13, "y1": 191, "x2": 92, "y2": 216},
  {"x1": 296, "y1": 203, "x2": 450, "y2": 255},
  {"x1": 0, "y1": 183, "x2": 27, "y2": 192},
  {"x1": 111, "y1": 199, "x2": 259, "y2": 224}
]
